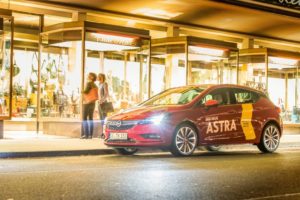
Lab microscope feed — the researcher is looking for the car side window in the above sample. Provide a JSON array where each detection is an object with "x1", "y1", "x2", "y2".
[
  {"x1": 200, "y1": 89, "x2": 230, "y2": 106},
  {"x1": 233, "y1": 89, "x2": 259, "y2": 104}
]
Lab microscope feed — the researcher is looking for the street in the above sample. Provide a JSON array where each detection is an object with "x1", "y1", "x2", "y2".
[{"x1": 1, "y1": 147, "x2": 300, "y2": 200}]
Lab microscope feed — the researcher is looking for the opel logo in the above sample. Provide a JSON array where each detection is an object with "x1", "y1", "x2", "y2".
[{"x1": 108, "y1": 120, "x2": 122, "y2": 127}]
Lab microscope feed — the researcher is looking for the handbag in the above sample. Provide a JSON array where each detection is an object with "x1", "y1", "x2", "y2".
[
  {"x1": 83, "y1": 87, "x2": 98, "y2": 104},
  {"x1": 100, "y1": 101, "x2": 114, "y2": 113}
]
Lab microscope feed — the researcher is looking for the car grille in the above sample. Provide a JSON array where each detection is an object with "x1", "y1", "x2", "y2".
[{"x1": 106, "y1": 120, "x2": 137, "y2": 130}]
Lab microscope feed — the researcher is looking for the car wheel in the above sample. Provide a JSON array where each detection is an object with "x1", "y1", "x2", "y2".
[
  {"x1": 114, "y1": 148, "x2": 138, "y2": 155},
  {"x1": 257, "y1": 124, "x2": 280, "y2": 153},
  {"x1": 205, "y1": 145, "x2": 221, "y2": 152},
  {"x1": 170, "y1": 124, "x2": 198, "y2": 156}
]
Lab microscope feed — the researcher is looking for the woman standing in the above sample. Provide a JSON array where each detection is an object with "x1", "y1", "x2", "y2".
[
  {"x1": 82, "y1": 72, "x2": 98, "y2": 139},
  {"x1": 98, "y1": 73, "x2": 109, "y2": 138}
]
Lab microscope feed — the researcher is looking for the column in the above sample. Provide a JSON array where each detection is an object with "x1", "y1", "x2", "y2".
[
  {"x1": 239, "y1": 38, "x2": 255, "y2": 85},
  {"x1": 165, "y1": 25, "x2": 180, "y2": 88},
  {"x1": 72, "y1": 12, "x2": 87, "y2": 22},
  {"x1": 242, "y1": 38, "x2": 254, "y2": 49}
]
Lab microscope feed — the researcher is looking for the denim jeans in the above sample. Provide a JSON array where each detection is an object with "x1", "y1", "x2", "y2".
[
  {"x1": 98, "y1": 102, "x2": 107, "y2": 134},
  {"x1": 82, "y1": 102, "x2": 95, "y2": 137}
]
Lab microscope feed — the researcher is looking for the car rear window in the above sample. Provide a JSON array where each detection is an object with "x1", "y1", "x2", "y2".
[{"x1": 233, "y1": 88, "x2": 259, "y2": 104}]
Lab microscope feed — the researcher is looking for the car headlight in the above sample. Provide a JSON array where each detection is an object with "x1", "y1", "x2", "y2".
[{"x1": 139, "y1": 114, "x2": 165, "y2": 125}]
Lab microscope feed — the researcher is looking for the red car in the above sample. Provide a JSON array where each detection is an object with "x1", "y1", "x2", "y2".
[{"x1": 104, "y1": 84, "x2": 282, "y2": 156}]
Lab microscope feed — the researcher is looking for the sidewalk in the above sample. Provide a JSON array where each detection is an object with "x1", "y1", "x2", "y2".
[
  {"x1": 0, "y1": 131, "x2": 299, "y2": 158},
  {"x1": 0, "y1": 131, "x2": 115, "y2": 158}
]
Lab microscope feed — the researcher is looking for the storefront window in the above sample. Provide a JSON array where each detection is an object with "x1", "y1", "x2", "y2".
[
  {"x1": 268, "y1": 56, "x2": 299, "y2": 123},
  {"x1": 41, "y1": 30, "x2": 82, "y2": 120},
  {"x1": 238, "y1": 53, "x2": 267, "y2": 92},
  {"x1": 188, "y1": 46, "x2": 237, "y2": 85},
  {"x1": 12, "y1": 13, "x2": 40, "y2": 119},
  {"x1": 0, "y1": 18, "x2": 13, "y2": 118},
  {"x1": 239, "y1": 48, "x2": 300, "y2": 123},
  {"x1": 85, "y1": 32, "x2": 150, "y2": 111},
  {"x1": 151, "y1": 43, "x2": 186, "y2": 96}
]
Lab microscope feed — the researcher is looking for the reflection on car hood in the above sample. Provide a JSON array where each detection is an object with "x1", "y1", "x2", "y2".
[{"x1": 108, "y1": 105, "x2": 178, "y2": 121}]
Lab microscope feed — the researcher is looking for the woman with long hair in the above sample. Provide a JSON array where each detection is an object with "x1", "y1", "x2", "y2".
[
  {"x1": 81, "y1": 72, "x2": 98, "y2": 139},
  {"x1": 98, "y1": 73, "x2": 109, "y2": 138}
]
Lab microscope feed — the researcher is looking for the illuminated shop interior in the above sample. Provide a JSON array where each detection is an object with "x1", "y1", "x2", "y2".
[
  {"x1": 38, "y1": 21, "x2": 150, "y2": 135},
  {"x1": 150, "y1": 36, "x2": 238, "y2": 96},
  {"x1": 0, "y1": 13, "x2": 13, "y2": 121},
  {"x1": 239, "y1": 48, "x2": 300, "y2": 123}
]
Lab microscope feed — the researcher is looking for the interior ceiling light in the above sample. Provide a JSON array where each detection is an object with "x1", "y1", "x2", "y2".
[
  {"x1": 189, "y1": 46, "x2": 224, "y2": 57},
  {"x1": 50, "y1": 41, "x2": 138, "y2": 52},
  {"x1": 131, "y1": 8, "x2": 182, "y2": 19},
  {"x1": 85, "y1": 41, "x2": 138, "y2": 52},
  {"x1": 90, "y1": 33, "x2": 137, "y2": 46},
  {"x1": 189, "y1": 54, "x2": 223, "y2": 62},
  {"x1": 269, "y1": 56, "x2": 298, "y2": 66}
]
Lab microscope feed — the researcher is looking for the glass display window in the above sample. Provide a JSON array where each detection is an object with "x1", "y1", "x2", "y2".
[
  {"x1": 41, "y1": 29, "x2": 82, "y2": 120},
  {"x1": 268, "y1": 56, "x2": 299, "y2": 123},
  {"x1": 239, "y1": 49, "x2": 267, "y2": 92},
  {"x1": 150, "y1": 37, "x2": 238, "y2": 97},
  {"x1": 11, "y1": 12, "x2": 40, "y2": 120},
  {"x1": 85, "y1": 27, "x2": 150, "y2": 111},
  {"x1": 40, "y1": 21, "x2": 150, "y2": 121},
  {"x1": 151, "y1": 40, "x2": 187, "y2": 96},
  {"x1": 188, "y1": 38, "x2": 238, "y2": 85},
  {"x1": 0, "y1": 16, "x2": 13, "y2": 120},
  {"x1": 239, "y1": 48, "x2": 300, "y2": 123}
]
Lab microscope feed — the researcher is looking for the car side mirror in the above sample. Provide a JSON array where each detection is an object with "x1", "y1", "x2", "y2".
[{"x1": 205, "y1": 99, "x2": 219, "y2": 107}]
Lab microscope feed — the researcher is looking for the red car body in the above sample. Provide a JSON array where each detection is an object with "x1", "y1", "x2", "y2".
[{"x1": 104, "y1": 84, "x2": 282, "y2": 156}]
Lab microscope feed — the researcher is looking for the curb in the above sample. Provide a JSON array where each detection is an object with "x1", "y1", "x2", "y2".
[{"x1": 0, "y1": 149, "x2": 116, "y2": 159}]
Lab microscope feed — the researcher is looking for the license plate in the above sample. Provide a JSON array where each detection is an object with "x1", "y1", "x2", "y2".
[{"x1": 110, "y1": 132, "x2": 128, "y2": 140}]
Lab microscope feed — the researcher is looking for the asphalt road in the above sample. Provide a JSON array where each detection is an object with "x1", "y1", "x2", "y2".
[{"x1": 1, "y1": 149, "x2": 300, "y2": 200}]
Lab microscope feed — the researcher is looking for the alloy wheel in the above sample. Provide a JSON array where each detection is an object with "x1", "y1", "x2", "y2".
[
  {"x1": 263, "y1": 125, "x2": 280, "y2": 152},
  {"x1": 175, "y1": 126, "x2": 197, "y2": 156}
]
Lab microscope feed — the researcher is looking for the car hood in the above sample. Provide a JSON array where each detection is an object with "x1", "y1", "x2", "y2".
[{"x1": 108, "y1": 105, "x2": 181, "y2": 121}]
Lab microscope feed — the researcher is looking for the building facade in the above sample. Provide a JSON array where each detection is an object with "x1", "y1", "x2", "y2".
[{"x1": 0, "y1": 0, "x2": 300, "y2": 137}]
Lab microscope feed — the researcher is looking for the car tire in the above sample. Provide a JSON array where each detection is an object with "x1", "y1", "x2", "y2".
[
  {"x1": 170, "y1": 124, "x2": 198, "y2": 156},
  {"x1": 257, "y1": 124, "x2": 280, "y2": 153},
  {"x1": 114, "y1": 148, "x2": 138, "y2": 155},
  {"x1": 205, "y1": 145, "x2": 221, "y2": 152}
]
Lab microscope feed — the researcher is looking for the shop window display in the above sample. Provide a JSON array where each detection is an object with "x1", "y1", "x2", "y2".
[
  {"x1": 151, "y1": 44, "x2": 186, "y2": 96},
  {"x1": 11, "y1": 50, "x2": 38, "y2": 118},
  {"x1": 9, "y1": 12, "x2": 41, "y2": 120},
  {"x1": 0, "y1": 18, "x2": 12, "y2": 119},
  {"x1": 268, "y1": 56, "x2": 298, "y2": 123},
  {"x1": 239, "y1": 48, "x2": 300, "y2": 123},
  {"x1": 238, "y1": 54, "x2": 267, "y2": 93},
  {"x1": 189, "y1": 46, "x2": 238, "y2": 85},
  {"x1": 41, "y1": 30, "x2": 82, "y2": 120},
  {"x1": 85, "y1": 32, "x2": 150, "y2": 111},
  {"x1": 151, "y1": 37, "x2": 237, "y2": 97}
]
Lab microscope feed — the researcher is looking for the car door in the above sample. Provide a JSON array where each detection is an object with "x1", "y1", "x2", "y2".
[
  {"x1": 196, "y1": 88, "x2": 241, "y2": 144},
  {"x1": 231, "y1": 88, "x2": 259, "y2": 142}
]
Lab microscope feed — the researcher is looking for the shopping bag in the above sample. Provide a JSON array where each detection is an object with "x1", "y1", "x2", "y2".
[{"x1": 100, "y1": 102, "x2": 114, "y2": 113}]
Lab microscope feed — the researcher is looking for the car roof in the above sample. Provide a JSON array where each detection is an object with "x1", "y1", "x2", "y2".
[{"x1": 174, "y1": 84, "x2": 266, "y2": 95}]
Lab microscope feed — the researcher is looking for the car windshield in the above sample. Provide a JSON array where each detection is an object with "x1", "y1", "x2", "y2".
[{"x1": 141, "y1": 87, "x2": 205, "y2": 106}]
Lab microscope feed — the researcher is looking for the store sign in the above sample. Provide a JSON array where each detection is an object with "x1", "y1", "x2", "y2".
[
  {"x1": 253, "y1": 0, "x2": 300, "y2": 9},
  {"x1": 278, "y1": 0, "x2": 300, "y2": 6}
]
